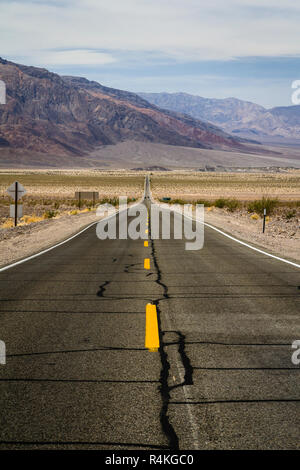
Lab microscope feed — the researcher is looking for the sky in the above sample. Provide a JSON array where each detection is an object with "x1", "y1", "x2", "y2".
[{"x1": 0, "y1": 0, "x2": 300, "y2": 108}]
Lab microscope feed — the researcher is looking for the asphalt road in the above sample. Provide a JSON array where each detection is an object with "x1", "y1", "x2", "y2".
[{"x1": 0, "y1": 178, "x2": 299, "y2": 450}]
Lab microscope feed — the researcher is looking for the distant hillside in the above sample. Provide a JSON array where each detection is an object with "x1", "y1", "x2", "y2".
[
  {"x1": 0, "y1": 58, "x2": 254, "y2": 164},
  {"x1": 139, "y1": 92, "x2": 300, "y2": 143}
]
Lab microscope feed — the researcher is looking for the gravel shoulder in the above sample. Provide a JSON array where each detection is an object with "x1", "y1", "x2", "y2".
[
  {"x1": 0, "y1": 211, "x2": 101, "y2": 268},
  {"x1": 204, "y1": 207, "x2": 300, "y2": 263}
]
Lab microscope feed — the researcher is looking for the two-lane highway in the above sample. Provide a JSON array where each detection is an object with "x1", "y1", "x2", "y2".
[{"x1": 0, "y1": 178, "x2": 299, "y2": 449}]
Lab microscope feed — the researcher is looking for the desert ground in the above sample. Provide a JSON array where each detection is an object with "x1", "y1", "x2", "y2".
[
  {"x1": 1, "y1": 141, "x2": 300, "y2": 169},
  {"x1": 0, "y1": 169, "x2": 145, "y2": 227},
  {"x1": 150, "y1": 170, "x2": 300, "y2": 201},
  {"x1": 0, "y1": 170, "x2": 145, "y2": 266}
]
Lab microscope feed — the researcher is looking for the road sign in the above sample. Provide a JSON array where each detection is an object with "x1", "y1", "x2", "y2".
[
  {"x1": 75, "y1": 191, "x2": 98, "y2": 208},
  {"x1": 6, "y1": 181, "x2": 26, "y2": 226},
  {"x1": 6, "y1": 181, "x2": 26, "y2": 200},
  {"x1": 75, "y1": 191, "x2": 99, "y2": 200},
  {"x1": 10, "y1": 204, "x2": 23, "y2": 219}
]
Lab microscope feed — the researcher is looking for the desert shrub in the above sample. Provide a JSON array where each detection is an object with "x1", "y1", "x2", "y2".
[
  {"x1": 251, "y1": 213, "x2": 260, "y2": 220},
  {"x1": 170, "y1": 198, "x2": 186, "y2": 205},
  {"x1": 26, "y1": 199, "x2": 38, "y2": 206},
  {"x1": 1, "y1": 219, "x2": 14, "y2": 228},
  {"x1": 285, "y1": 210, "x2": 296, "y2": 219},
  {"x1": 54, "y1": 201, "x2": 60, "y2": 209},
  {"x1": 43, "y1": 210, "x2": 57, "y2": 219},
  {"x1": 20, "y1": 215, "x2": 43, "y2": 224},
  {"x1": 225, "y1": 198, "x2": 240, "y2": 212},
  {"x1": 247, "y1": 197, "x2": 278, "y2": 215},
  {"x1": 99, "y1": 197, "x2": 119, "y2": 206},
  {"x1": 70, "y1": 210, "x2": 78, "y2": 215},
  {"x1": 42, "y1": 199, "x2": 53, "y2": 206},
  {"x1": 214, "y1": 198, "x2": 227, "y2": 208},
  {"x1": 195, "y1": 199, "x2": 211, "y2": 207}
]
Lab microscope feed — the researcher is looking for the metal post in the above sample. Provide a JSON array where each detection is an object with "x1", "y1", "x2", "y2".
[
  {"x1": 263, "y1": 208, "x2": 266, "y2": 233},
  {"x1": 14, "y1": 181, "x2": 18, "y2": 227},
  {"x1": 93, "y1": 191, "x2": 95, "y2": 207},
  {"x1": 78, "y1": 191, "x2": 81, "y2": 209}
]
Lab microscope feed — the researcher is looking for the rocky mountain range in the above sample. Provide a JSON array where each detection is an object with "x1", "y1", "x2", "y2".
[
  {"x1": 0, "y1": 58, "x2": 255, "y2": 161},
  {"x1": 139, "y1": 92, "x2": 300, "y2": 143}
]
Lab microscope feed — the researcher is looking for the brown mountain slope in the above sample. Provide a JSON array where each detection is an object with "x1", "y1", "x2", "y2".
[{"x1": 0, "y1": 58, "x2": 257, "y2": 161}]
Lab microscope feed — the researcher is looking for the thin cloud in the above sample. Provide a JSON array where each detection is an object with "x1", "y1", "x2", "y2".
[
  {"x1": 0, "y1": 0, "x2": 299, "y2": 106},
  {"x1": 0, "y1": 0, "x2": 300, "y2": 63},
  {"x1": 37, "y1": 50, "x2": 116, "y2": 66}
]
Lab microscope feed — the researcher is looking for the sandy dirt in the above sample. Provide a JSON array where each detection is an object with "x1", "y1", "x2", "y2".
[
  {"x1": 0, "y1": 210, "x2": 101, "y2": 268},
  {"x1": 2, "y1": 141, "x2": 300, "y2": 169}
]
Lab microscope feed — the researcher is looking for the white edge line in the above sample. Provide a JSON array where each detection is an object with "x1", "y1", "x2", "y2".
[
  {"x1": 203, "y1": 221, "x2": 300, "y2": 269},
  {"x1": 0, "y1": 219, "x2": 100, "y2": 273},
  {"x1": 156, "y1": 202, "x2": 300, "y2": 269}
]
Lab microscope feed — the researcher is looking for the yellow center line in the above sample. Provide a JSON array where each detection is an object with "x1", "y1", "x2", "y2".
[
  {"x1": 145, "y1": 229, "x2": 148, "y2": 234},
  {"x1": 144, "y1": 241, "x2": 148, "y2": 247},
  {"x1": 145, "y1": 303, "x2": 159, "y2": 352},
  {"x1": 144, "y1": 258, "x2": 150, "y2": 269}
]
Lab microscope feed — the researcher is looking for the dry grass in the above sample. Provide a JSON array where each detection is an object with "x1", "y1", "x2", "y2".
[
  {"x1": 151, "y1": 170, "x2": 300, "y2": 201},
  {"x1": 153, "y1": 170, "x2": 300, "y2": 229},
  {"x1": 0, "y1": 169, "x2": 145, "y2": 197},
  {"x1": 0, "y1": 170, "x2": 144, "y2": 226}
]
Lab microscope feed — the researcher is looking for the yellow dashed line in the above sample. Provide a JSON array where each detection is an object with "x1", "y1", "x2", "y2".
[
  {"x1": 145, "y1": 229, "x2": 148, "y2": 234},
  {"x1": 144, "y1": 241, "x2": 148, "y2": 247},
  {"x1": 144, "y1": 258, "x2": 150, "y2": 269},
  {"x1": 145, "y1": 303, "x2": 160, "y2": 352}
]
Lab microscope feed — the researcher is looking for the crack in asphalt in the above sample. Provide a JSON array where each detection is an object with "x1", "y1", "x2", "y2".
[
  {"x1": 150, "y1": 235, "x2": 195, "y2": 450},
  {"x1": 124, "y1": 263, "x2": 136, "y2": 273},
  {"x1": 97, "y1": 280, "x2": 110, "y2": 297},
  {"x1": 149, "y1": 230, "x2": 178, "y2": 450},
  {"x1": 166, "y1": 331, "x2": 193, "y2": 387}
]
